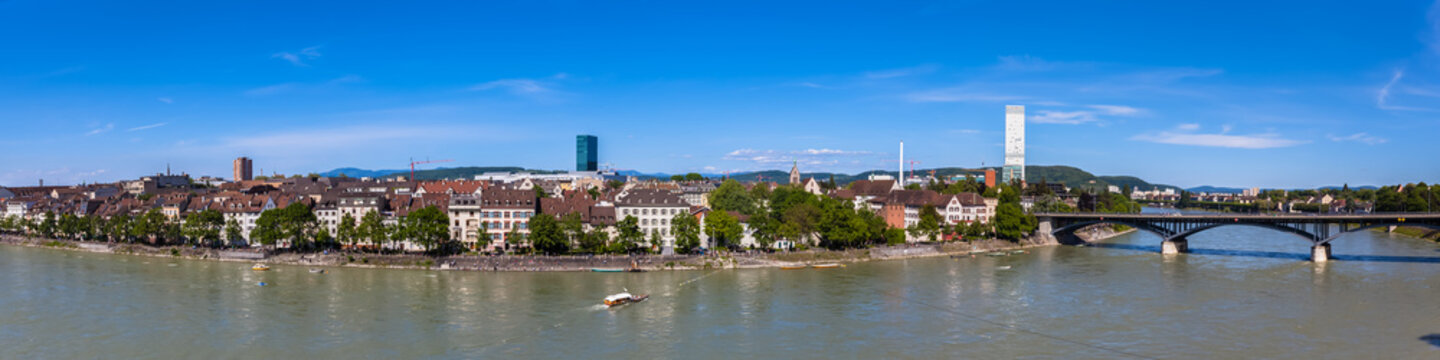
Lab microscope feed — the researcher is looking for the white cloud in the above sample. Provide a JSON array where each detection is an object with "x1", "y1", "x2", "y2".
[
  {"x1": 1030, "y1": 110, "x2": 1098, "y2": 124},
  {"x1": 85, "y1": 123, "x2": 114, "y2": 136},
  {"x1": 244, "y1": 83, "x2": 297, "y2": 96},
  {"x1": 994, "y1": 55, "x2": 1061, "y2": 72},
  {"x1": 1176, "y1": 123, "x2": 1200, "y2": 131},
  {"x1": 1376, "y1": 69, "x2": 1436, "y2": 111},
  {"x1": 127, "y1": 123, "x2": 167, "y2": 132},
  {"x1": 272, "y1": 46, "x2": 322, "y2": 66},
  {"x1": 1327, "y1": 132, "x2": 1387, "y2": 145},
  {"x1": 1131, "y1": 129, "x2": 1305, "y2": 149},
  {"x1": 469, "y1": 73, "x2": 572, "y2": 100},
  {"x1": 156, "y1": 97, "x2": 174, "y2": 104},
  {"x1": 903, "y1": 90, "x2": 1026, "y2": 103},
  {"x1": 1088, "y1": 104, "x2": 1141, "y2": 115},
  {"x1": 864, "y1": 64, "x2": 939, "y2": 79},
  {"x1": 949, "y1": 129, "x2": 981, "y2": 135},
  {"x1": 723, "y1": 148, "x2": 875, "y2": 166},
  {"x1": 471, "y1": 79, "x2": 550, "y2": 94}
]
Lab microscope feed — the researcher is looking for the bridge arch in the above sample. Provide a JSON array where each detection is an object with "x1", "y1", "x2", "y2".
[
  {"x1": 1169, "y1": 223, "x2": 1320, "y2": 244},
  {"x1": 1050, "y1": 220, "x2": 1174, "y2": 243}
]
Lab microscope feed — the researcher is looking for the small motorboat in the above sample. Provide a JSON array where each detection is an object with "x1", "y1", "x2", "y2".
[
  {"x1": 996, "y1": 266, "x2": 1012, "y2": 270},
  {"x1": 591, "y1": 268, "x2": 625, "y2": 273},
  {"x1": 1011, "y1": 250, "x2": 1027, "y2": 254},
  {"x1": 780, "y1": 265, "x2": 807, "y2": 270},
  {"x1": 603, "y1": 290, "x2": 649, "y2": 307},
  {"x1": 308, "y1": 268, "x2": 326, "y2": 274},
  {"x1": 985, "y1": 252, "x2": 1008, "y2": 257},
  {"x1": 811, "y1": 263, "x2": 842, "y2": 269},
  {"x1": 251, "y1": 264, "x2": 270, "y2": 271}
]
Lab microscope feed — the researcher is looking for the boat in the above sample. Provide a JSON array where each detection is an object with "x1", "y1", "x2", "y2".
[
  {"x1": 1011, "y1": 250, "x2": 1027, "y2": 254},
  {"x1": 591, "y1": 268, "x2": 625, "y2": 273},
  {"x1": 996, "y1": 266, "x2": 1012, "y2": 270},
  {"x1": 780, "y1": 265, "x2": 807, "y2": 270},
  {"x1": 812, "y1": 263, "x2": 842, "y2": 269},
  {"x1": 251, "y1": 264, "x2": 270, "y2": 271},
  {"x1": 602, "y1": 290, "x2": 650, "y2": 307},
  {"x1": 308, "y1": 268, "x2": 326, "y2": 274},
  {"x1": 986, "y1": 252, "x2": 1008, "y2": 257}
]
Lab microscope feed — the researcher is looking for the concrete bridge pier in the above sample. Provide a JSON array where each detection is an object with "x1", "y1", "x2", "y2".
[
  {"x1": 1161, "y1": 238, "x2": 1188, "y2": 255},
  {"x1": 1311, "y1": 243, "x2": 1331, "y2": 263}
]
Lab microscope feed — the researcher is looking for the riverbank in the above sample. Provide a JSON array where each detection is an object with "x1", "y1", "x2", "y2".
[
  {"x1": 1, "y1": 228, "x2": 1130, "y2": 272},
  {"x1": 1390, "y1": 226, "x2": 1440, "y2": 241}
]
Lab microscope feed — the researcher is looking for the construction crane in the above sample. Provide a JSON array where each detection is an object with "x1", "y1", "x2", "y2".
[
  {"x1": 409, "y1": 158, "x2": 454, "y2": 181},
  {"x1": 884, "y1": 159, "x2": 923, "y2": 180}
]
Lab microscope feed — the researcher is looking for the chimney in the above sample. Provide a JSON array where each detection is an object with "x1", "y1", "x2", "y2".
[
  {"x1": 899, "y1": 141, "x2": 904, "y2": 181},
  {"x1": 39, "y1": 179, "x2": 43, "y2": 187}
]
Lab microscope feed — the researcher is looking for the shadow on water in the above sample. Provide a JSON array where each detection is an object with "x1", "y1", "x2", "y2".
[
  {"x1": 1078, "y1": 244, "x2": 1440, "y2": 264},
  {"x1": 1420, "y1": 334, "x2": 1440, "y2": 348}
]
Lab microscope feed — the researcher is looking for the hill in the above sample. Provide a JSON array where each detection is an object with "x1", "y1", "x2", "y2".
[{"x1": 317, "y1": 165, "x2": 1181, "y2": 194}]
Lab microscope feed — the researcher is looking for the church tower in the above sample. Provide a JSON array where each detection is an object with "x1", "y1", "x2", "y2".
[{"x1": 789, "y1": 161, "x2": 801, "y2": 185}]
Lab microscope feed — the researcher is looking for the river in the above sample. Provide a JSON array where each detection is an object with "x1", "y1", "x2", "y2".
[{"x1": 3, "y1": 209, "x2": 1439, "y2": 358}]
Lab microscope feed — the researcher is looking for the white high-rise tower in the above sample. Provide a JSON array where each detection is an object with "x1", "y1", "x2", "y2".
[{"x1": 1003, "y1": 105, "x2": 1025, "y2": 185}]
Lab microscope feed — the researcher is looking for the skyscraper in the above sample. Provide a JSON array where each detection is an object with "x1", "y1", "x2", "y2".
[
  {"x1": 576, "y1": 135, "x2": 598, "y2": 172},
  {"x1": 1003, "y1": 105, "x2": 1025, "y2": 185},
  {"x1": 233, "y1": 157, "x2": 253, "y2": 181}
]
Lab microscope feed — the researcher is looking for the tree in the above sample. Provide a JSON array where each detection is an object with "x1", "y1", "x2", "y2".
[
  {"x1": 183, "y1": 210, "x2": 224, "y2": 246},
  {"x1": 914, "y1": 205, "x2": 942, "y2": 241},
  {"x1": 132, "y1": 209, "x2": 167, "y2": 244},
  {"x1": 337, "y1": 214, "x2": 358, "y2": 249},
  {"x1": 358, "y1": 211, "x2": 387, "y2": 252},
  {"x1": 605, "y1": 180, "x2": 624, "y2": 190},
  {"x1": 503, "y1": 226, "x2": 523, "y2": 251},
  {"x1": 672, "y1": 212, "x2": 701, "y2": 253},
  {"x1": 709, "y1": 179, "x2": 756, "y2": 215},
  {"x1": 560, "y1": 212, "x2": 586, "y2": 250},
  {"x1": 251, "y1": 209, "x2": 284, "y2": 249},
  {"x1": 314, "y1": 227, "x2": 334, "y2": 249},
  {"x1": 617, "y1": 215, "x2": 645, "y2": 252},
  {"x1": 704, "y1": 210, "x2": 744, "y2": 249},
  {"x1": 670, "y1": 175, "x2": 685, "y2": 182},
  {"x1": 994, "y1": 203, "x2": 1036, "y2": 241},
  {"x1": 401, "y1": 206, "x2": 451, "y2": 254},
  {"x1": 224, "y1": 219, "x2": 242, "y2": 247},
  {"x1": 684, "y1": 173, "x2": 704, "y2": 181},
  {"x1": 587, "y1": 187, "x2": 603, "y2": 200},
  {"x1": 528, "y1": 214, "x2": 568, "y2": 255},
  {"x1": 747, "y1": 214, "x2": 777, "y2": 250},
  {"x1": 534, "y1": 187, "x2": 549, "y2": 199}
]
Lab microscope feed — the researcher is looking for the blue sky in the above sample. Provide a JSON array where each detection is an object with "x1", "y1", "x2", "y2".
[{"x1": 1, "y1": 0, "x2": 1438, "y2": 189}]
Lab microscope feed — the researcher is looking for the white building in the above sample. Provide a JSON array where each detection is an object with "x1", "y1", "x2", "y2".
[
  {"x1": 1003, "y1": 105, "x2": 1025, "y2": 184},
  {"x1": 615, "y1": 189, "x2": 689, "y2": 248}
]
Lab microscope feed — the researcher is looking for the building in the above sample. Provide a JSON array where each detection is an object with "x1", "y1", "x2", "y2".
[
  {"x1": 576, "y1": 135, "x2": 598, "y2": 172},
  {"x1": 233, "y1": 157, "x2": 253, "y2": 181},
  {"x1": 1003, "y1": 105, "x2": 1025, "y2": 185},
  {"x1": 615, "y1": 189, "x2": 689, "y2": 249},
  {"x1": 789, "y1": 161, "x2": 801, "y2": 185},
  {"x1": 478, "y1": 188, "x2": 537, "y2": 251}
]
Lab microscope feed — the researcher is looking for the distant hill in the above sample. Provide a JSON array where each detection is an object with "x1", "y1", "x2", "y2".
[
  {"x1": 318, "y1": 165, "x2": 1181, "y2": 193},
  {"x1": 319, "y1": 167, "x2": 409, "y2": 178},
  {"x1": 1186, "y1": 186, "x2": 1247, "y2": 194}
]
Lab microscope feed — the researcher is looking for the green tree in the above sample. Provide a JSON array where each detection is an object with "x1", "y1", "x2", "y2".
[
  {"x1": 528, "y1": 214, "x2": 568, "y2": 255},
  {"x1": 503, "y1": 226, "x2": 523, "y2": 251},
  {"x1": 132, "y1": 209, "x2": 167, "y2": 244},
  {"x1": 401, "y1": 206, "x2": 451, "y2": 254},
  {"x1": 914, "y1": 205, "x2": 942, "y2": 241},
  {"x1": 617, "y1": 215, "x2": 644, "y2": 252},
  {"x1": 704, "y1": 210, "x2": 744, "y2": 249},
  {"x1": 994, "y1": 203, "x2": 1036, "y2": 241},
  {"x1": 183, "y1": 210, "x2": 224, "y2": 246},
  {"x1": 709, "y1": 179, "x2": 756, "y2": 215},
  {"x1": 337, "y1": 214, "x2": 358, "y2": 249},
  {"x1": 223, "y1": 219, "x2": 242, "y2": 246},
  {"x1": 358, "y1": 211, "x2": 387, "y2": 252},
  {"x1": 670, "y1": 175, "x2": 685, "y2": 182},
  {"x1": 684, "y1": 173, "x2": 704, "y2": 181},
  {"x1": 672, "y1": 212, "x2": 701, "y2": 253},
  {"x1": 560, "y1": 212, "x2": 587, "y2": 250},
  {"x1": 534, "y1": 187, "x2": 549, "y2": 199}
]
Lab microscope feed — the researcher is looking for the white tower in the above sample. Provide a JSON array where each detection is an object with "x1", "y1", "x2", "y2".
[
  {"x1": 1003, "y1": 105, "x2": 1025, "y2": 185},
  {"x1": 899, "y1": 141, "x2": 904, "y2": 182}
]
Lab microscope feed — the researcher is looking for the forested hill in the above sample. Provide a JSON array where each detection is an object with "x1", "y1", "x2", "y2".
[{"x1": 320, "y1": 165, "x2": 1181, "y2": 192}]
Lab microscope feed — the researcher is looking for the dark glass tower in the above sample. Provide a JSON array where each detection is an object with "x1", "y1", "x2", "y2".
[{"x1": 576, "y1": 135, "x2": 598, "y2": 171}]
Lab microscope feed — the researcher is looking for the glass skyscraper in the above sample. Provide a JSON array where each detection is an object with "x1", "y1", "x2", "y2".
[{"x1": 576, "y1": 135, "x2": 598, "y2": 171}]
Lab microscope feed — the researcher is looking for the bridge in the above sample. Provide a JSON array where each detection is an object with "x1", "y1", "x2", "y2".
[{"x1": 1035, "y1": 212, "x2": 1440, "y2": 262}]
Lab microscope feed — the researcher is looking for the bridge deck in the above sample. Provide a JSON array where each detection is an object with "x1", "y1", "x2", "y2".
[{"x1": 1036, "y1": 213, "x2": 1440, "y2": 223}]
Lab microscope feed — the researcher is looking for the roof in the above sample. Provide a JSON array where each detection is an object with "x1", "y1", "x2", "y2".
[
  {"x1": 482, "y1": 188, "x2": 537, "y2": 209},
  {"x1": 616, "y1": 189, "x2": 686, "y2": 207},
  {"x1": 848, "y1": 180, "x2": 896, "y2": 197}
]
